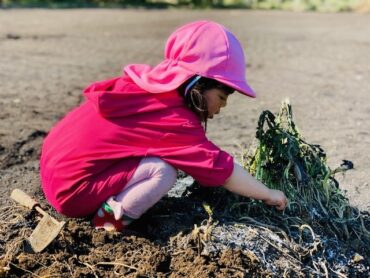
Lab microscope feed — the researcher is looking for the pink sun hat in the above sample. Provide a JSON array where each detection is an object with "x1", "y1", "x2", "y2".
[{"x1": 124, "y1": 20, "x2": 256, "y2": 98}]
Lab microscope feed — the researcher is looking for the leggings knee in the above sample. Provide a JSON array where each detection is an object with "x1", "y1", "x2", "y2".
[{"x1": 147, "y1": 157, "x2": 177, "y2": 187}]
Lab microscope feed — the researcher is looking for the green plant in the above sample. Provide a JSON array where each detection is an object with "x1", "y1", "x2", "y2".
[{"x1": 238, "y1": 100, "x2": 368, "y2": 242}]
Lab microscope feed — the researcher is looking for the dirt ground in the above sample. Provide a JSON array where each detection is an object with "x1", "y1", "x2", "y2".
[{"x1": 0, "y1": 9, "x2": 369, "y2": 277}]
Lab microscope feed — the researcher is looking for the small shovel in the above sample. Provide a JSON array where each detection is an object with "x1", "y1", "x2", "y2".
[{"x1": 10, "y1": 189, "x2": 66, "y2": 253}]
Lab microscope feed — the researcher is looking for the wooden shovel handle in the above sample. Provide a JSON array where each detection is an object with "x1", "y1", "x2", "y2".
[
  {"x1": 11, "y1": 188, "x2": 46, "y2": 211},
  {"x1": 10, "y1": 189, "x2": 48, "y2": 216},
  {"x1": 11, "y1": 189, "x2": 39, "y2": 209}
]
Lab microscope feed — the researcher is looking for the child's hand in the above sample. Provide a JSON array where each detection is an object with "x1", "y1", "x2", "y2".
[{"x1": 264, "y1": 189, "x2": 288, "y2": 210}]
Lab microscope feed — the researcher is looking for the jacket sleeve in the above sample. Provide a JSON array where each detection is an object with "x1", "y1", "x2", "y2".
[{"x1": 162, "y1": 142, "x2": 234, "y2": 187}]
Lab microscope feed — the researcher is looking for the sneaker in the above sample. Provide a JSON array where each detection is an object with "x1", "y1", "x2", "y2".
[{"x1": 92, "y1": 202, "x2": 125, "y2": 232}]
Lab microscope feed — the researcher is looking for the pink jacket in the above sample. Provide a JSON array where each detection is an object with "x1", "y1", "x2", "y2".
[{"x1": 40, "y1": 75, "x2": 234, "y2": 217}]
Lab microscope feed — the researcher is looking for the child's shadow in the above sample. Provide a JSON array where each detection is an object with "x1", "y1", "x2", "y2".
[{"x1": 130, "y1": 181, "x2": 234, "y2": 243}]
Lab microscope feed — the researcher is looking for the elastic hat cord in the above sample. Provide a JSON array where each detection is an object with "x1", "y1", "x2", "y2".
[{"x1": 184, "y1": 75, "x2": 202, "y2": 97}]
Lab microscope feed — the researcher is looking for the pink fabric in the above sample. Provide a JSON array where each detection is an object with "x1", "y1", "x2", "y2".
[
  {"x1": 40, "y1": 76, "x2": 234, "y2": 218},
  {"x1": 107, "y1": 157, "x2": 177, "y2": 220},
  {"x1": 41, "y1": 156, "x2": 140, "y2": 218},
  {"x1": 124, "y1": 20, "x2": 255, "y2": 97}
]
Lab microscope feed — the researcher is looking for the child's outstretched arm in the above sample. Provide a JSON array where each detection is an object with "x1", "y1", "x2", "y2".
[{"x1": 223, "y1": 163, "x2": 288, "y2": 210}]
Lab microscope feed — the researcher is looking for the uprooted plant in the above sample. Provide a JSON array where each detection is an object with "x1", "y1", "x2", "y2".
[{"x1": 236, "y1": 100, "x2": 369, "y2": 244}]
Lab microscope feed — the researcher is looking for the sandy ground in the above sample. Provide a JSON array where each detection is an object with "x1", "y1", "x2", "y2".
[{"x1": 0, "y1": 9, "x2": 369, "y2": 213}]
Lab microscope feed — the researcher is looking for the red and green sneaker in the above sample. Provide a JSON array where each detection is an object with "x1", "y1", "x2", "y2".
[{"x1": 92, "y1": 202, "x2": 125, "y2": 232}]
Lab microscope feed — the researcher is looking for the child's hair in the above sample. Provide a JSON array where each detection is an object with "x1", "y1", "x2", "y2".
[{"x1": 178, "y1": 77, "x2": 234, "y2": 129}]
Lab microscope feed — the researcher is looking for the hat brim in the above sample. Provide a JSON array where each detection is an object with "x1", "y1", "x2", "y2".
[{"x1": 213, "y1": 77, "x2": 256, "y2": 98}]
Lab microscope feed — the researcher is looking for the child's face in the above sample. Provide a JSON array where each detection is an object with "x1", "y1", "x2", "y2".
[{"x1": 203, "y1": 88, "x2": 229, "y2": 119}]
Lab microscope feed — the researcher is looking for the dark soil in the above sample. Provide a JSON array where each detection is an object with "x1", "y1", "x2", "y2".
[{"x1": 1, "y1": 179, "x2": 369, "y2": 277}]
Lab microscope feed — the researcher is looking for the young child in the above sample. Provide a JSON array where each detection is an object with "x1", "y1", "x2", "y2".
[{"x1": 40, "y1": 20, "x2": 288, "y2": 232}]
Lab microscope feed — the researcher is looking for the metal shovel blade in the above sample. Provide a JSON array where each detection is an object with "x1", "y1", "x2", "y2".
[{"x1": 28, "y1": 214, "x2": 65, "y2": 253}]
